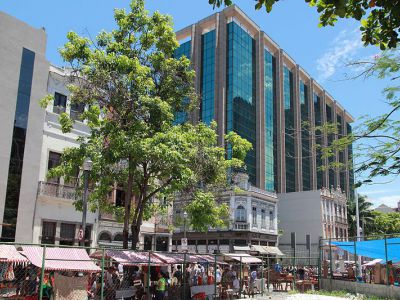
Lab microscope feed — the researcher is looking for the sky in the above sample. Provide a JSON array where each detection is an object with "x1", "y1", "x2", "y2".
[{"x1": 1, "y1": 0, "x2": 399, "y2": 208}]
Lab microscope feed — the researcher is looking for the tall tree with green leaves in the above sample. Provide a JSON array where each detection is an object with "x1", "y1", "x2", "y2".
[
  {"x1": 42, "y1": 0, "x2": 252, "y2": 249},
  {"x1": 209, "y1": 0, "x2": 400, "y2": 49}
]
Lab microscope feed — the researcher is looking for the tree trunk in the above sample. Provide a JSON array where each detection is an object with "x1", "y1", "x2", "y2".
[
  {"x1": 131, "y1": 181, "x2": 148, "y2": 250},
  {"x1": 123, "y1": 160, "x2": 133, "y2": 249}
]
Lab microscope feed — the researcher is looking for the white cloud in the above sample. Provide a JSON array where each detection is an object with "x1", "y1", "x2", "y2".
[
  {"x1": 368, "y1": 195, "x2": 400, "y2": 208},
  {"x1": 316, "y1": 29, "x2": 363, "y2": 81},
  {"x1": 360, "y1": 189, "x2": 398, "y2": 196}
]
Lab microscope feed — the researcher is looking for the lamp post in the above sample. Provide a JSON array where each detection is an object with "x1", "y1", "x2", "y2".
[
  {"x1": 183, "y1": 211, "x2": 188, "y2": 239},
  {"x1": 80, "y1": 158, "x2": 92, "y2": 247}
]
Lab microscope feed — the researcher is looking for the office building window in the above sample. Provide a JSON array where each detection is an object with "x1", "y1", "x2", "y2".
[
  {"x1": 252, "y1": 207, "x2": 257, "y2": 226},
  {"x1": 47, "y1": 152, "x2": 61, "y2": 183},
  {"x1": 314, "y1": 93, "x2": 323, "y2": 189},
  {"x1": 261, "y1": 209, "x2": 266, "y2": 228},
  {"x1": 201, "y1": 30, "x2": 216, "y2": 125},
  {"x1": 173, "y1": 40, "x2": 191, "y2": 124},
  {"x1": 235, "y1": 205, "x2": 246, "y2": 222},
  {"x1": 70, "y1": 102, "x2": 85, "y2": 121},
  {"x1": 2, "y1": 48, "x2": 35, "y2": 242},
  {"x1": 41, "y1": 221, "x2": 56, "y2": 244},
  {"x1": 264, "y1": 49, "x2": 275, "y2": 191},
  {"x1": 60, "y1": 223, "x2": 76, "y2": 246},
  {"x1": 226, "y1": 21, "x2": 256, "y2": 185},
  {"x1": 284, "y1": 67, "x2": 295, "y2": 192},
  {"x1": 300, "y1": 81, "x2": 311, "y2": 190},
  {"x1": 326, "y1": 104, "x2": 336, "y2": 188},
  {"x1": 53, "y1": 92, "x2": 67, "y2": 114}
]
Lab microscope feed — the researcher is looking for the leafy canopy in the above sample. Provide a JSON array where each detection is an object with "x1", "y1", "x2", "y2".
[
  {"x1": 42, "y1": 0, "x2": 252, "y2": 248},
  {"x1": 209, "y1": 0, "x2": 400, "y2": 49}
]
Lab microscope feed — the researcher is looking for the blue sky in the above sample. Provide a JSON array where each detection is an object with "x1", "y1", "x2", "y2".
[{"x1": 1, "y1": 0, "x2": 398, "y2": 208}]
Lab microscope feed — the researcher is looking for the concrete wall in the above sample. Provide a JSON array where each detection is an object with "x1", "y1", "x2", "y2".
[
  {"x1": 278, "y1": 190, "x2": 323, "y2": 246},
  {"x1": 320, "y1": 278, "x2": 400, "y2": 299},
  {"x1": 0, "y1": 12, "x2": 49, "y2": 242}
]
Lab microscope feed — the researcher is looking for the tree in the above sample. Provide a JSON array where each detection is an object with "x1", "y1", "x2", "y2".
[
  {"x1": 209, "y1": 0, "x2": 400, "y2": 49},
  {"x1": 371, "y1": 211, "x2": 400, "y2": 235},
  {"x1": 347, "y1": 194, "x2": 375, "y2": 236},
  {"x1": 42, "y1": 0, "x2": 252, "y2": 249},
  {"x1": 320, "y1": 49, "x2": 400, "y2": 188}
]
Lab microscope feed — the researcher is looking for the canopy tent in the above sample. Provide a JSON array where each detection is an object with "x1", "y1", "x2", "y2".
[
  {"x1": 21, "y1": 246, "x2": 100, "y2": 272},
  {"x1": 90, "y1": 249, "x2": 164, "y2": 266},
  {"x1": 0, "y1": 245, "x2": 28, "y2": 263},
  {"x1": 363, "y1": 259, "x2": 383, "y2": 267},
  {"x1": 250, "y1": 245, "x2": 284, "y2": 256},
  {"x1": 264, "y1": 246, "x2": 284, "y2": 256},
  {"x1": 152, "y1": 253, "x2": 217, "y2": 264},
  {"x1": 331, "y1": 237, "x2": 400, "y2": 263},
  {"x1": 223, "y1": 253, "x2": 262, "y2": 264}
]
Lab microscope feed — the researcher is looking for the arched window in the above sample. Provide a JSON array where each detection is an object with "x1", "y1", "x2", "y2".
[
  {"x1": 235, "y1": 205, "x2": 246, "y2": 222},
  {"x1": 98, "y1": 232, "x2": 111, "y2": 242},
  {"x1": 114, "y1": 233, "x2": 123, "y2": 242}
]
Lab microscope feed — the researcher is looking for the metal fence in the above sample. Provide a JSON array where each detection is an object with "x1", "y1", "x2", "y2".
[
  {"x1": 320, "y1": 233, "x2": 400, "y2": 287},
  {"x1": 0, "y1": 242, "x2": 317, "y2": 300}
]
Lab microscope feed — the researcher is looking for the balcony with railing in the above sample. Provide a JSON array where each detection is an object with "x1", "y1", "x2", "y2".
[
  {"x1": 37, "y1": 181, "x2": 80, "y2": 200},
  {"x1": 234, "y1": 222, "x2": 250, "y2": 230}
]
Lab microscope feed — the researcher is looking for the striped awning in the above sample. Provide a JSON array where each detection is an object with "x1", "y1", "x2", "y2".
[
  {"x1": 0, "y1": 245, "x2": 28, "y2": 263},
  {"x1": 264, "y1": 246, "x2": 284, "y2": 256},
  {"x1": 22, "y1": 246, "x2": 100, "y2": 272},
  {"x1": 91, "y1": 250, "x2": 164, "y2": 265},
  {"x1": 251, "y1": 245, "x2": 268, "y2": 254}
]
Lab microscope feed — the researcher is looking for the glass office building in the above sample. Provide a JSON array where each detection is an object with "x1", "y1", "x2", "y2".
[{"x1": 175, "y1": 6, "x2": 354, "y2": 196}]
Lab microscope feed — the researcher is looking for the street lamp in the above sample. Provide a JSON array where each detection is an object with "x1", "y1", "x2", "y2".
[
  {"x1": 80, "y1": 158, "x2": 92, "y2": 247},
  {"x1": 183, "y1": 211, "x2": 188, "y2": 239}
]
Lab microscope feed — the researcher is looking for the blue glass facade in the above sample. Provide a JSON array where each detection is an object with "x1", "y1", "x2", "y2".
[
  {"x1": 226, "y1": 21, "x2": 256, "y2": 185},
  {"x1": 326, "y1": 104, "x2": 335, "y2": 188},
  {"x1": 347, "y1": 123, "x2": 354, "y2": 198},
  {"x1": 201, "y1": 30, "x2": 216, "y2": 125},
  {"x1": 300, "y1": 80, "x2": 311, "y2": 190},
  {"x1": 2, "y1": 48, "x2": 35, "y2": 241},
  {"x1": 314, "y1": 93, "x2": 324, "y2": 189},
  {"x1": 264, "y1": 49, "x2": 275, "y2": 191},
  {"x1": 337, "y1": 115, "x2": 346, "y2": 191},
  {"x1": 173, "y1": 40, "x2": 191, "y2": 124},
  {"x1": 283, "y1": 67, "x2": 295, "y2": 192}
]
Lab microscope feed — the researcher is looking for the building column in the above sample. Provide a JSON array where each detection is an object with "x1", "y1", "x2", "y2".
[
  {"x1": 191, "y1": 24, "x2": 202, "y2": 124},
  {"x1": 275, "y1": 50, "x2": 285, "y2": 193},
  {"x1": 256, "y1": 31, "x2": 265, "y2": 189},
  {"x1": 215, "y1": 12, "x2": 227, "y2": 147},
  {"x1": 55, "y1": 222, "x2": 61, "y2": 246},
  {"x1": 293, "y1": 65, "x2": 302, "y2": 191}
]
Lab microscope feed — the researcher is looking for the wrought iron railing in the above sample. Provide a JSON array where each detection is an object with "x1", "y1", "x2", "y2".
[{"x1": 37, "y1": 181, "x2": 80, "y2": 200}]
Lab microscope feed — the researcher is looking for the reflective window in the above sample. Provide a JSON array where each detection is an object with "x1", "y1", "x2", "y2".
[
  {"x1": 326, "y1": 104, "x2": 336, "y2": 188},
  {"x1": 70, "y1": 102, "x2": 85, "y2": 121},
  {"x1": 264, "y1": 50, "x2": 275, "y2": 191},
  {"x1": 284, "y1": 67, "x2": 295, "y2": 192},
  {"x1": 41, "y1": 221, "x2": 56, "y2": 245},
  {"x1": 2, "y1": 48, "x2": 35, "y2": 242},
  {"x1": 269, "y1": 210, "x2": 274, "y2": 228},
  {"x1": 173, "y1": 40, "x2": 191, "y2": 124},
  {"x1": 60, "y1": 223, "x2": 76, "y2": 246},
  {"x1": 47, "y1": 151, "x2": 61, "y2": 183},
  {"x1": 314, "y1": 93, "x2": 324, "y2": 189},
  {"x1": 226, "y1": 21, "x2": 256, "y2": 185},
  {"x1": 261, "y1": 209, "x2": 266, "y2": 228},
  {"x1": 300, "y1": 81, "x2": 311, "y2": 190},
  {"x1": 201, "y1": 30, "x2": 216, "y2": 125}
]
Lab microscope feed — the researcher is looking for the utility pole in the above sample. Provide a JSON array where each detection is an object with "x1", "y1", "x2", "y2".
[{"x1": 355, "y1": 190, "x2": 362, "y2": 277}]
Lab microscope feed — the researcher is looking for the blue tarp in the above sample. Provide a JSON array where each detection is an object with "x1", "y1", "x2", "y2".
[{"x1": 331, "y1": 237, "x2": 400, "y2": 263}]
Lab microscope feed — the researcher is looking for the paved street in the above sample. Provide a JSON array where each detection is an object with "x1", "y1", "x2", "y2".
[{"x1": 238, "y1": 292, "x2": 349, "y2": 300}]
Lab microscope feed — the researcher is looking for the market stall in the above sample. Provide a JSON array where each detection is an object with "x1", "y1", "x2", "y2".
[
  {"x1": 0, "y1": 245, "x2": 29, "y2": 298},
  {"x1": 21, "y1": 246, "x2": 100, "y2": 300}
]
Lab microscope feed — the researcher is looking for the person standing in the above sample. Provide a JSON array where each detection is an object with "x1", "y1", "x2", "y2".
[{"x1": 156, "y1": 272, "x2": 166, "y2": 300}]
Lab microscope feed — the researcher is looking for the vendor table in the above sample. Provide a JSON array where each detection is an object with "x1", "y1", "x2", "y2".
[{"x1": 190, "y1": 284, "x2": 216, "y2": 299}]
